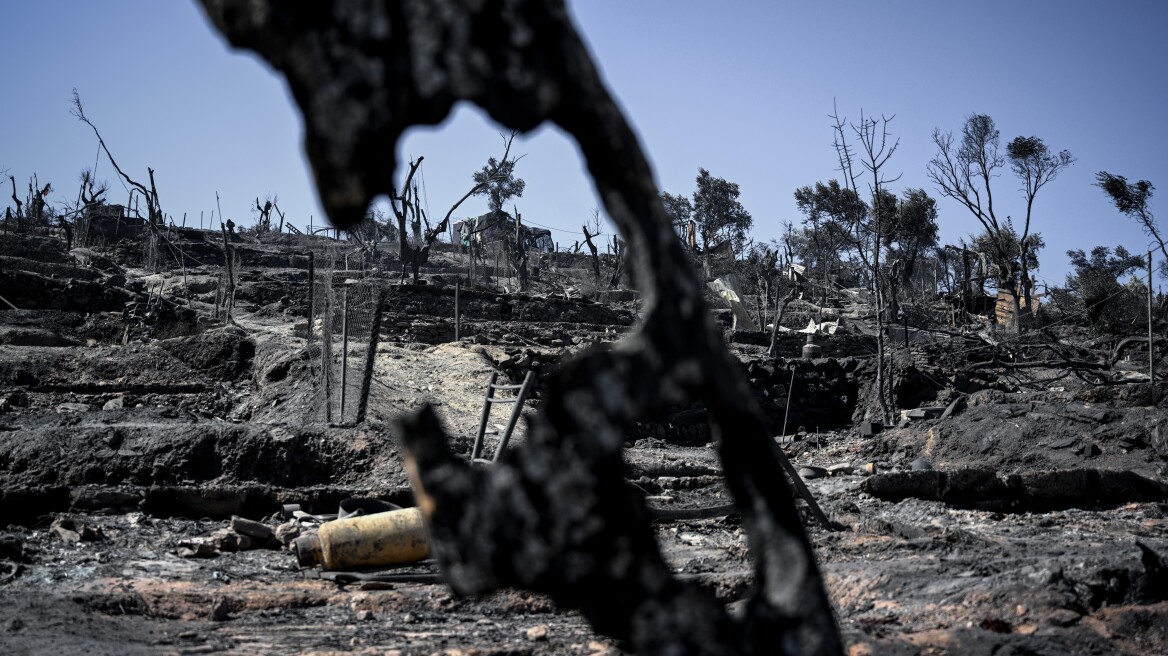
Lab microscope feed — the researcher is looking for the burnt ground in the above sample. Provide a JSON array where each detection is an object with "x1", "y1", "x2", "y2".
[{"x1": 1, "y1": 230, "x2": 1167, "y2": 655}]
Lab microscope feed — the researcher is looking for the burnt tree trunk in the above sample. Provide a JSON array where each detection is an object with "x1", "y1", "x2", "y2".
[{"x1": 200, "y1": 3, "x2": 842, "y2": 654}]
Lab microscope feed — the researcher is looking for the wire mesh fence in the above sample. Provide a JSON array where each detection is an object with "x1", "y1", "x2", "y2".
[
  {"x1": 310, "y1": 249, "x2": 386, "y2": 425},
  {"x1": 214, "y1": 248, "x2": 240, "y2": 321}
]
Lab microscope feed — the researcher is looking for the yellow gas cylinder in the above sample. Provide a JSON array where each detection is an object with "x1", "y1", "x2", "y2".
[{"x1": 293, "y1": 507, "x2": 429, "y2": 570}]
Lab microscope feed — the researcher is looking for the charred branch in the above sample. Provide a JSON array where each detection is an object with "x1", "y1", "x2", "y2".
[{"x1": 198, "y1": 2, "x2": 842, "y2": 654}]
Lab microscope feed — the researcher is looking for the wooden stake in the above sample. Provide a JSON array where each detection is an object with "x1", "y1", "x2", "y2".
[{"x1": 1150, "y1": 251, "x2": 1156, "y2": 404}]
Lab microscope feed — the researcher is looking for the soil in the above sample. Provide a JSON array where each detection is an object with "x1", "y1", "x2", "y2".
[{"x1": 1, "y1": 229, "x2": 1166, "y2": 655}]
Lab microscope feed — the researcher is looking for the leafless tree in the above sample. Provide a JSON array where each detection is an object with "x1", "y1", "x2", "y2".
[
  {"x1": 834, "y1": 107, "x2": 901, "y2": 425},
  {"x1": 927, "y1": 114, "x2": 1073, "y2": 331},
  {"x1": 71, "y1": 89, "x2": 165, "y2": 227},
  {"x1": 391, "y1": 132, "x2": 521, "y2": 284},
  {"x1": 582, "y1": 207, "x2": 602, "y2": 284}
]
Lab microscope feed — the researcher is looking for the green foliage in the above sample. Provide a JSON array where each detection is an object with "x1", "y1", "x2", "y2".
[
  {"x1": 889, "y1": 188, "x2": 939, "y2": 274},
  {"x1": 1065, "y1": 245, "x2": 1146, "y2": 329},
  {"x1": 692, "y1": 168, "x2": 753, "y2": 253},
  {"x1": 1096, "y1": 172, "x2": 1154, "y2": 218},
  {"x1": 660, "y1": 191, "x2": 693, "y2": 226},
  {"x1": 472, "y1": 156, "x2": 525, "y2": 213}
]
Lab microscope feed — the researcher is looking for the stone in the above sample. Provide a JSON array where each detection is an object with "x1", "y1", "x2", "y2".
[
  {"x1": 1044, "y1": 609, "x2": 1081, "y2": 627},
  {"x1": 0, "y1": 534, "x2": 22, "y2": 561},
  {"x1": 102, "y1": 396, "x2": 124, "y2": 411},
  {"x1": 859, "y1": 421, "x2": 883, "y2": 438},
  {"x1": 274, "y1": 520, "x2": 301, "y2": 546},
  {"x1": 526, "y1": 624, "x2": 549, "y2": 641},
  {"x1": 1075, "y1": 442, "x2": 1102, "y2": 458},
  {"x1": 910, "y1": 458, "x2": 933, "y2": 471},
  {"x1": 798, "y1": 466, "x2": 827, "y2": 480},
  {"x1": 50, "y1": 517, "x2": 81, "y2": 542},
  {"x1": 1151, "y1": 425, "x2": 1168, "y2": 459},
  {"x1": 231, "y1": 516, "x2": 274, "y2": 541},
  {"x1": 210, "y1": 597, "x2": 231, "y2": 622},
  {"x1": 56, "y1": 402, "x2": 91, "y2": 413},
  {"x1": 356, "y1": 610, "x2": 374, "y2": 621},
  {"x1": 214, "y1": 529, "x2": 252, "y2": 552},
  {"x1": 826, "y1": 463, "x2": 854, "y2": 476},
  {"x1": 939, "y1": 396, "x2": 967, "y2": 420}
]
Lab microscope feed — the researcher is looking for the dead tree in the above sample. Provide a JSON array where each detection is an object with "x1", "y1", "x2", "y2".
[
  {"x1": 199, "y1": 3, "x2": 842, "y2": 654},
  {"x1": 581, "y1": 223, "x2": 601, "y2": 284},
  {"x1": 392, "y1": 135, "x2": 521, "y2": 284},
  {"x1": 505, "y1": 208, "x2": 530, "y2": 290},
  {"x1": 8, "y1": 176, "x2": 22, "y2": 225},
  {"x1": 254, "y1": 196, "x2": 275, "y2": 233},
  {"x1": 608, "y1": 235, "x2": 625, "y2": 288},
  {"x1": 71, "y1": 90, "x2": 165, "y2": 227}
]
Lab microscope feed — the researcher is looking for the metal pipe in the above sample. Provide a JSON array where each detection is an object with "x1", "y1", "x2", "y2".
[
  {"x1": 493, "y1": 370, "x2": 535, "y2": 462},
  {"x1": 340, "y1": 286, "x2": 350, "y2": 419},
  {"x1": 781, "y1": 367, "x2": 795, "y2": 437},
  {"x1": 471, "y1": 371, "x2": 498, "y2": 460},
  {"x1": 307, "y1": 251, "x2": 315, "y2": 347},
  {"x1": 1150, "y1": 251, "x2": 1156, "y2": 404}
]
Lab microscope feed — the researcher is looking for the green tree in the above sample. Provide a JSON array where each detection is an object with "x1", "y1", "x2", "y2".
[
  {"x1": 691, "y1": 168, "x2": 753, "y2": 276},
  {"x1": 660, "y1": 191, "x2": 695, "y2": 246},
  {"x1": 888, "y1": 188, "x2": 940, "y2": 294},
  {"x1": 472, "y1": 134, "x2": 526, "y2": 212},
  {"x1": 1065, "y1": 245, "x2": 1145, "y2": 328},
  {"x1": 1095, "y1": 172, "x2": 1163, "y2": 272},
  {"x1": 794, "y1": 179, "x2": 866, "y2": 301}
]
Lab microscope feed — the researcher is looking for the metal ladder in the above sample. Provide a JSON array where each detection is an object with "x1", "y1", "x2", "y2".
[{"x1": 470, "y1": 370, "x2": 535, "y2": 463}]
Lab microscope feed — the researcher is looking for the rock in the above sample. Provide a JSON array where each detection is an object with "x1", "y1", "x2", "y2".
[
  {"x1": 910, "y1": 458, "x2": 933, "y2": 471},
  {"x1": 178, "y1": 540, "x2": 219, "y2": 559},
  {"x1": 798, "y1": 466, "x2": 827, "y2": 480},
  {"x1": 826, "y1": 463, "x2": 854, "y2": 476},
  {"x1": 213, "y1": 529, "x2": 252, "y2": 552},
  {"x1": 79, "y1": 525, "x2": 105, "y2": 542},
  {"x1": 231, "y1": 516, "x2": 274, "y2": 541},
  {"x1": 1047, "y1": 436, "x2": 1078, "y2": 449},
  {"x1": 1151, "y1": 425, "x2": 1168, "y2": 459},
  {"x1": 274, "y1": 521, "x2": 301, "y2": 547},
  {"x1": 1044, "y1": 608, "x2": 1081, "y2": 627},
  {"x1": 1075, "y1": 442, "x2": 1102, "y2": 458},
  {"x1": 526, "y1": 624, "x2": 549, "y2": 641},
  {"x1": 939, "y1": 396, "x2": 967, "y2": 420},
  {"x1": 356, "y1": 609, "x2": 375, "y2": 621},
  {"x1": 859, "y1": 421, "x2": 883, "y2": 437},
  {"x1": 210, "y1": 597, "x2": 231, "y2": 622},
  {"x1": 55, "y1": 402, "x2": 91, "y2": 413},
  {"x1": 102, "y1": 396, "x2": 124, "y2": 411},
  {"x1": 50, "y1": 517, "x2": 81, "y2": 542},
  {"x1": 0, "y1": 535, "x2": 22, "y2": 561}
]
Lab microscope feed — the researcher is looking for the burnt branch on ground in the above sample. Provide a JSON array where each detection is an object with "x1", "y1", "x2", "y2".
[{"x1": 197, "y1": 1, "x2": 841, "y2": 654}]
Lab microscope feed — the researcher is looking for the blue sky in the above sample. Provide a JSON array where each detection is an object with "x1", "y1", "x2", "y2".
[{"x1": 2, "y1": 1, "x2": 1166, "y2": 285}]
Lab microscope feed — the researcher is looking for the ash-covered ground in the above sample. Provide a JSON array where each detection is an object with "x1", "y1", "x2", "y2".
[{"x1": 1, "y1": 230, "x2": 1166, "y2": 655}]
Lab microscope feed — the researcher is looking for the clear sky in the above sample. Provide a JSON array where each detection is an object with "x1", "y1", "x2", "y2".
[{"x1": 2, "y1": 1, "x2": 1166, "y2": 286}]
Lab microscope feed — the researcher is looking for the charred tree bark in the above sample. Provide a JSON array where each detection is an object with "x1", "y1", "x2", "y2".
[
  {"x1": 582, "y1": 224, "x2": 601, "y2": 283},
  {"x1": 198, "y1": 3, "x2": 841, "y2": 654}
]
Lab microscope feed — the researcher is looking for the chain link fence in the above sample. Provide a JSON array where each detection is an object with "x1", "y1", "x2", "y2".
[{"x1": 309, "y1": 249, "x2": 386, "y2": 425}]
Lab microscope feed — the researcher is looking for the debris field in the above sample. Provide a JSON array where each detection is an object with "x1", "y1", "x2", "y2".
[{"x1": 0, "y1": 229, "x2": 1166, "y2": 655}]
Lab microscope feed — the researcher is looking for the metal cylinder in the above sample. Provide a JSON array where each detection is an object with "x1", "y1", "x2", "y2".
[
  {"x1": 802, "y1": 334, "x2": 821, "y2": 359},
  {"x1": 293, "y1": 507, "x2": 429, "y2": 570}
]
